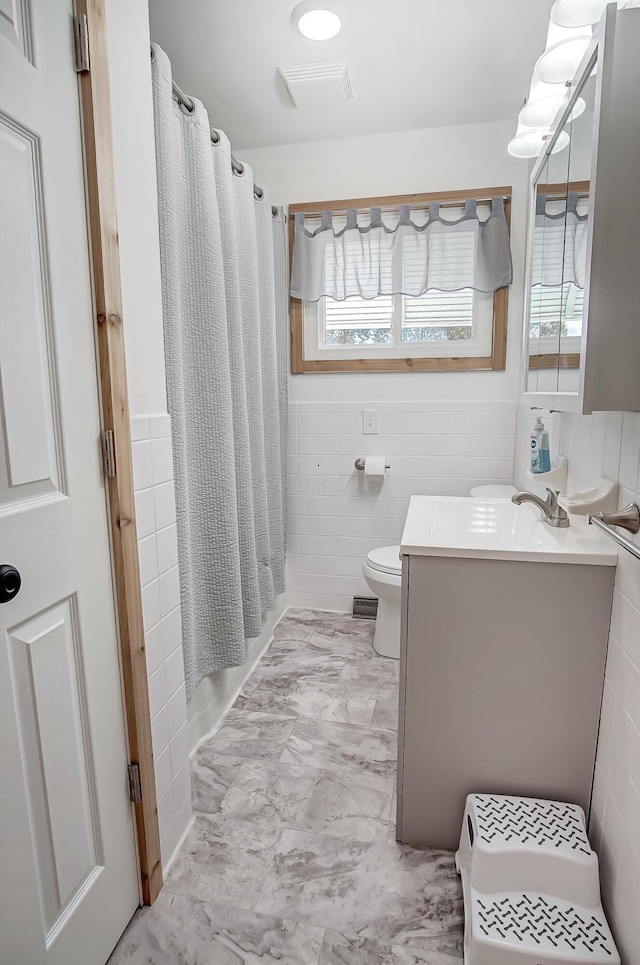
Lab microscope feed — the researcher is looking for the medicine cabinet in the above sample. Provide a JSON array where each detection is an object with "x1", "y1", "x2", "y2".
[{"x1": 522, "y1": 4, "x2": 640, "y2": 414}]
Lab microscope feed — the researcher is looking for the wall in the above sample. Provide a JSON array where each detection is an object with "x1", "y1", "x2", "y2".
[
  {"x1": 239, "y1": 119, "x2": 530, "y2": 405},
  {"x1": 106, "y1": 0, "x2": 193, "y2": 864},
  {"x1": 288, "y1": 399, "x2": 516, "y2": 611},
  {"x1": 514, "y1": 406, "x2": 640, "y2": 961},
  {"x1": 106, "y1": 0, "x2": 167, "y2": 416},
  {"x1": 187, "y1": 603, "x2": 288, "y2": 751},
  {"x1": 241, "y1": 122, "x2": 527, "y2": 608},
  {"x1": 130, "y1": 415, "x2": 191, "y2": 873}
]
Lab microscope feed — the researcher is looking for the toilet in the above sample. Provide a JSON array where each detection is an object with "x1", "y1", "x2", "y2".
[
  {"x1": 362, "y1": 484, "x2": 518, "y2": 659},
  {"x1": 362, "y1": 545, "x2": 402, "y2": 658},
  {"x1": 469, "y1": 484, "x2": 517, "y2": 499}
]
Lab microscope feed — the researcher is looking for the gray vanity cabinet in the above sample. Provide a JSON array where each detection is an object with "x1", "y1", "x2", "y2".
[{"x1": 396, "y1": 552, "x2": 614, "y2": 850}]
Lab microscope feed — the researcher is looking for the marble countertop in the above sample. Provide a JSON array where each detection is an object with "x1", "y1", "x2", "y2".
[{"x1": 400, "y1": 495, "x2": 618, "y2": 566}]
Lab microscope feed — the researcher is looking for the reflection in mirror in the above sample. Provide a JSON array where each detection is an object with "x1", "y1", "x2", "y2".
[
  {"x1": 527, "y1": 117, "x2": 571, "y2": 393},
  {"x1": 526, "y1": 57, "x2": 595, "y2": 397},
  {"x1": 527, "y1": 155, "x2": 549, "y2": 394},
  {"x1": 557, "y1": 68, "x2": 596, "y2": 393}
]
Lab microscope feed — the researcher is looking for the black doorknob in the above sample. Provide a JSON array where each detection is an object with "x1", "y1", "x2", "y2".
[{"x1": 0, "y1": 565, "x2": 21, "y2": 603}]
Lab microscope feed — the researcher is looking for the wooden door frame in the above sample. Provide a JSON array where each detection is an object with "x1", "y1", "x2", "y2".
[{"x1": 74, "y1": 0, "x2": 162, "y2": 905}]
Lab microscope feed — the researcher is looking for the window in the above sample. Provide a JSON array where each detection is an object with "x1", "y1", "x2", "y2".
[
  {"x1": 527, "y1": 282, "x2": 583, "y2": 369},
  {"x1": 289, "y1": 189, "x2": 512, "y2": 374},
  {"x1": 529, "y1": 282, "x2": 584, "y2": 341},
  {"x1": 308, "y1": 288, "x2": 494, "y2": 360},
  {"x1": 527, "y1": 188, "x2": 588, "y2": 370}
]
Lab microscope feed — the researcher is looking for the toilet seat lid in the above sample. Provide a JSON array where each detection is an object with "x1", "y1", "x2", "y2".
[
  {"x1": 366, "y1": 545, "x2": 402, "y2": 575},
  {"x1": 470, "y1": 484, "x2": 517, "y2": 498}
]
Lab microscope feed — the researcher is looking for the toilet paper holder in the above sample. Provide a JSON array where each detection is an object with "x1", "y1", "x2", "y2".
[{"x1": 354, "y1": 458, "x2": 391, "y2": 471}]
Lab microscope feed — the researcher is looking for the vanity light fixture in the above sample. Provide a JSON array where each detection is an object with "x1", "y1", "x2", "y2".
[
  {"x1": 519, "y1": 93, "x2": 585, "y2": 128},
  {"x1": 292, "y1": 1, "x2": 345, "y2": 40},
  {"x1": 508, "y1": 2, "x2": 639, "y2": 153},
  {"x1": 507, "y1": 129, "x2": 570, "y2": 159},
  {"x1": 534, "y1": 35, "x2": 592, "y2": 84},
  {"x1": 551, "y1": 0, "x2": 609, "y2": 28},
  {"x1": 507, "y1": 6, "x2": 597, "y2": 156}
]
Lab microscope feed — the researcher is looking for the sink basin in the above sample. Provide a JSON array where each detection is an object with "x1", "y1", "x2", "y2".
[{"x1": 400, "y1": 496, "x2": 617, "y2": 564}]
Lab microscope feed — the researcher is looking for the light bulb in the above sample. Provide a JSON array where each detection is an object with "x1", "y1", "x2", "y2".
[
  {"x1": 534, "y1": 36, "x2": 592, "y2": 84},
  {"x1": 296, "y1": 8, "x2": 341, "y2": 40},
  {"x1": 507, "y1": 129, "x2": 569, "y2": 159},
  {"x1": 568, "y1": 96, "x2": 586, "y2": 121},
  {"x1": 507, "y1": 131, "x2": 547, "y2": 159},
  {"x1": 520, "y1": 95, "x2": 566, "y2": 128},
  {"x1": 549, "y1": 130, "x2": 571, "y2": 154},
  {"x1": 551, "y1": 0, "x2": 607, "y2": 28},
  {"x1": 520, "y1": 94, "x2": 586, "y2": 127}
]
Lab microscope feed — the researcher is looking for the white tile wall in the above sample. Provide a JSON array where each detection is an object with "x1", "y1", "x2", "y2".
[
  {"x1": 515, "y1": 405, "x2": 640, "y2": 963},
  {"x1": 131, "y1": 414, "x2": 193, "y2": 872},
  {"x1": 286, "y1": 400, "x2": 517, "y2": 611}
]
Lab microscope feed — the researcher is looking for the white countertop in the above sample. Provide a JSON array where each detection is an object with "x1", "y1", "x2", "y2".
[{"x1": 400, "y1": 495, "x2": 618, "y2": 566}]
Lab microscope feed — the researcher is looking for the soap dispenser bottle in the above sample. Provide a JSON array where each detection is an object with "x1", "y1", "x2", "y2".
[
  {"x1": 539, "y1": 423, "x2": 551, "y2": 473},
  {"x1": 530, "y1": 417, "x2": 544, "y2": 473}
]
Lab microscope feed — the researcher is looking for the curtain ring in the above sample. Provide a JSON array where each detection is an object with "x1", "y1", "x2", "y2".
[
  {"x1": 254, "y1": 186, "x2": 264, "y2": 200},
  {"x1": 211, "y1": 129, "x2": 221, "y2": 144},
  {"x1": 233, "y1": 161, "x2": 245, "y2": 177},
  {"x1": 178, "y1": 96, "x2": 196, "y2": 116}
]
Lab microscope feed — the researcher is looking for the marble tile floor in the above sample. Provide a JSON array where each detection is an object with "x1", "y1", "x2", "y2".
[{"x1": 109, "y1": 609, "x2": 464, "y2": 964}]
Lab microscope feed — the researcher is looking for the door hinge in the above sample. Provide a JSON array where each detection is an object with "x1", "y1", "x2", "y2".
[
  {"x1": 73, "y1": 13, "x2": 90, "y2": 73},
  {"x1": 127, "y1": 763, "x2": 142, "y2": 804},
  {"x1": 100, "y1": 429, "x2": 116, "y2": 478}
]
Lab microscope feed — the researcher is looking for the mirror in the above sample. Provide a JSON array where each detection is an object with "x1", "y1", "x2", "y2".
[
  {"x1": 525, "y1": 52, "x2": 596, "y2": 397},
  {"x1": 526, "y1": 115, "x2": 571, "y2": 393},
  {"x1": 527, "y1": 153, "x2": 549, "y2": 394},
  {"x1": 557, "y1": 67, "x2": 596, "y2": 393}
]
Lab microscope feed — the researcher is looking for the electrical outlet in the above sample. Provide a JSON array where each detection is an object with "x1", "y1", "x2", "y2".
[{"x1": 362, "y1": 409, "x2": 378, "y2": 434}]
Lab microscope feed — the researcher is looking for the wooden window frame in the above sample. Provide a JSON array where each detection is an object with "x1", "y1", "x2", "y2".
[{"x1": 289, "y1": 187, "x2": 512, "y2": 374}]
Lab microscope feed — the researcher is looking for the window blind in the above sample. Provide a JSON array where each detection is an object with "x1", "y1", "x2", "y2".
[
  {"x1": 530, "y1": 283, "x2": 585, "y2": 338},
  {"x1": 324, "y1": 295, "x2": 393, "y2": 343},
  {"x1": 403, "y1": 290, "x2": 475, "y2": 329}
]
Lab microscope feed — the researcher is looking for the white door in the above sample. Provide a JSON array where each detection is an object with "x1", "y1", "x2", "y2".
[{"x1": 0, "y1": 2, "x2": 140, "y2": 964}]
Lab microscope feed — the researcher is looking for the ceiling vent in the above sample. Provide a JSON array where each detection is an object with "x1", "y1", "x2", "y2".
[{"x1": 277, "y1": 62, "x2": 354, "y2": 109}]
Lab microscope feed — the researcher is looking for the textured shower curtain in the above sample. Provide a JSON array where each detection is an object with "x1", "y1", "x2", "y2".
[{"x1": 151, "y1": 45, "x2": 287, "y2": 700}]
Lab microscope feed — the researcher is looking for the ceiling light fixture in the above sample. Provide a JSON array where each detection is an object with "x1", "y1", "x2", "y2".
[
  {"x1": 292, "y1": 1, "x2": 345, "y2": 40},
  {"x1": 298, "y1": 10, "x2": 341, "y2": 39}
]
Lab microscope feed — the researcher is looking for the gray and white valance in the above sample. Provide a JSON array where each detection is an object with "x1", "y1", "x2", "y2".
[
  {"x1": 531, "y1": 192, "x2": 589, "y2": 289},
  {"x1": 290, "y1": 198, "x2": 513, "y2": 302}
]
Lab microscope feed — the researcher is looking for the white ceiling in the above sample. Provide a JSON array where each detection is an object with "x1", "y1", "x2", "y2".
[{"x1": 148, "y1": 0, "x2": 553, "y2": 150}]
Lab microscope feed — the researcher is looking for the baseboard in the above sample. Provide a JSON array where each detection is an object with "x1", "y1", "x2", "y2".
[
  {"x1": 162, "y1": 813, "x2": 195, "y2": 878},
  {"x1": 186, "y1": 593, "x2": 290, "y2": 754}
]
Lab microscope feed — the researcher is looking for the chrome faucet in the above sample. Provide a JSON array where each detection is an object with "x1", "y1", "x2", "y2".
[{"x1": 511, "y1": 487, "x2": 570, "y2": 528}]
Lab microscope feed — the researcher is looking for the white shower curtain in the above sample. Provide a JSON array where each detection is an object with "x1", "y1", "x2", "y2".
[{"x1": 151, "y1": 45, "x2": 287, "y2": 700}]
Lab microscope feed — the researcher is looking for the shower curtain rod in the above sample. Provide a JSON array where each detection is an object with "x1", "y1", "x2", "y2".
[{"x1": 150, "y1": 47, "x2": 280, "y2": 217}]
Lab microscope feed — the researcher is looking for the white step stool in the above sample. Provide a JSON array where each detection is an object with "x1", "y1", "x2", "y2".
[{"x1": 456, "y1": 794, "x2": 620, "y2": 965}]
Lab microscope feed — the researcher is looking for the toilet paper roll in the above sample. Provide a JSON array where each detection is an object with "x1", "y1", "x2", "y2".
[{"x1": 364, "y1": 456, "x2": 387, "y2": 478}]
